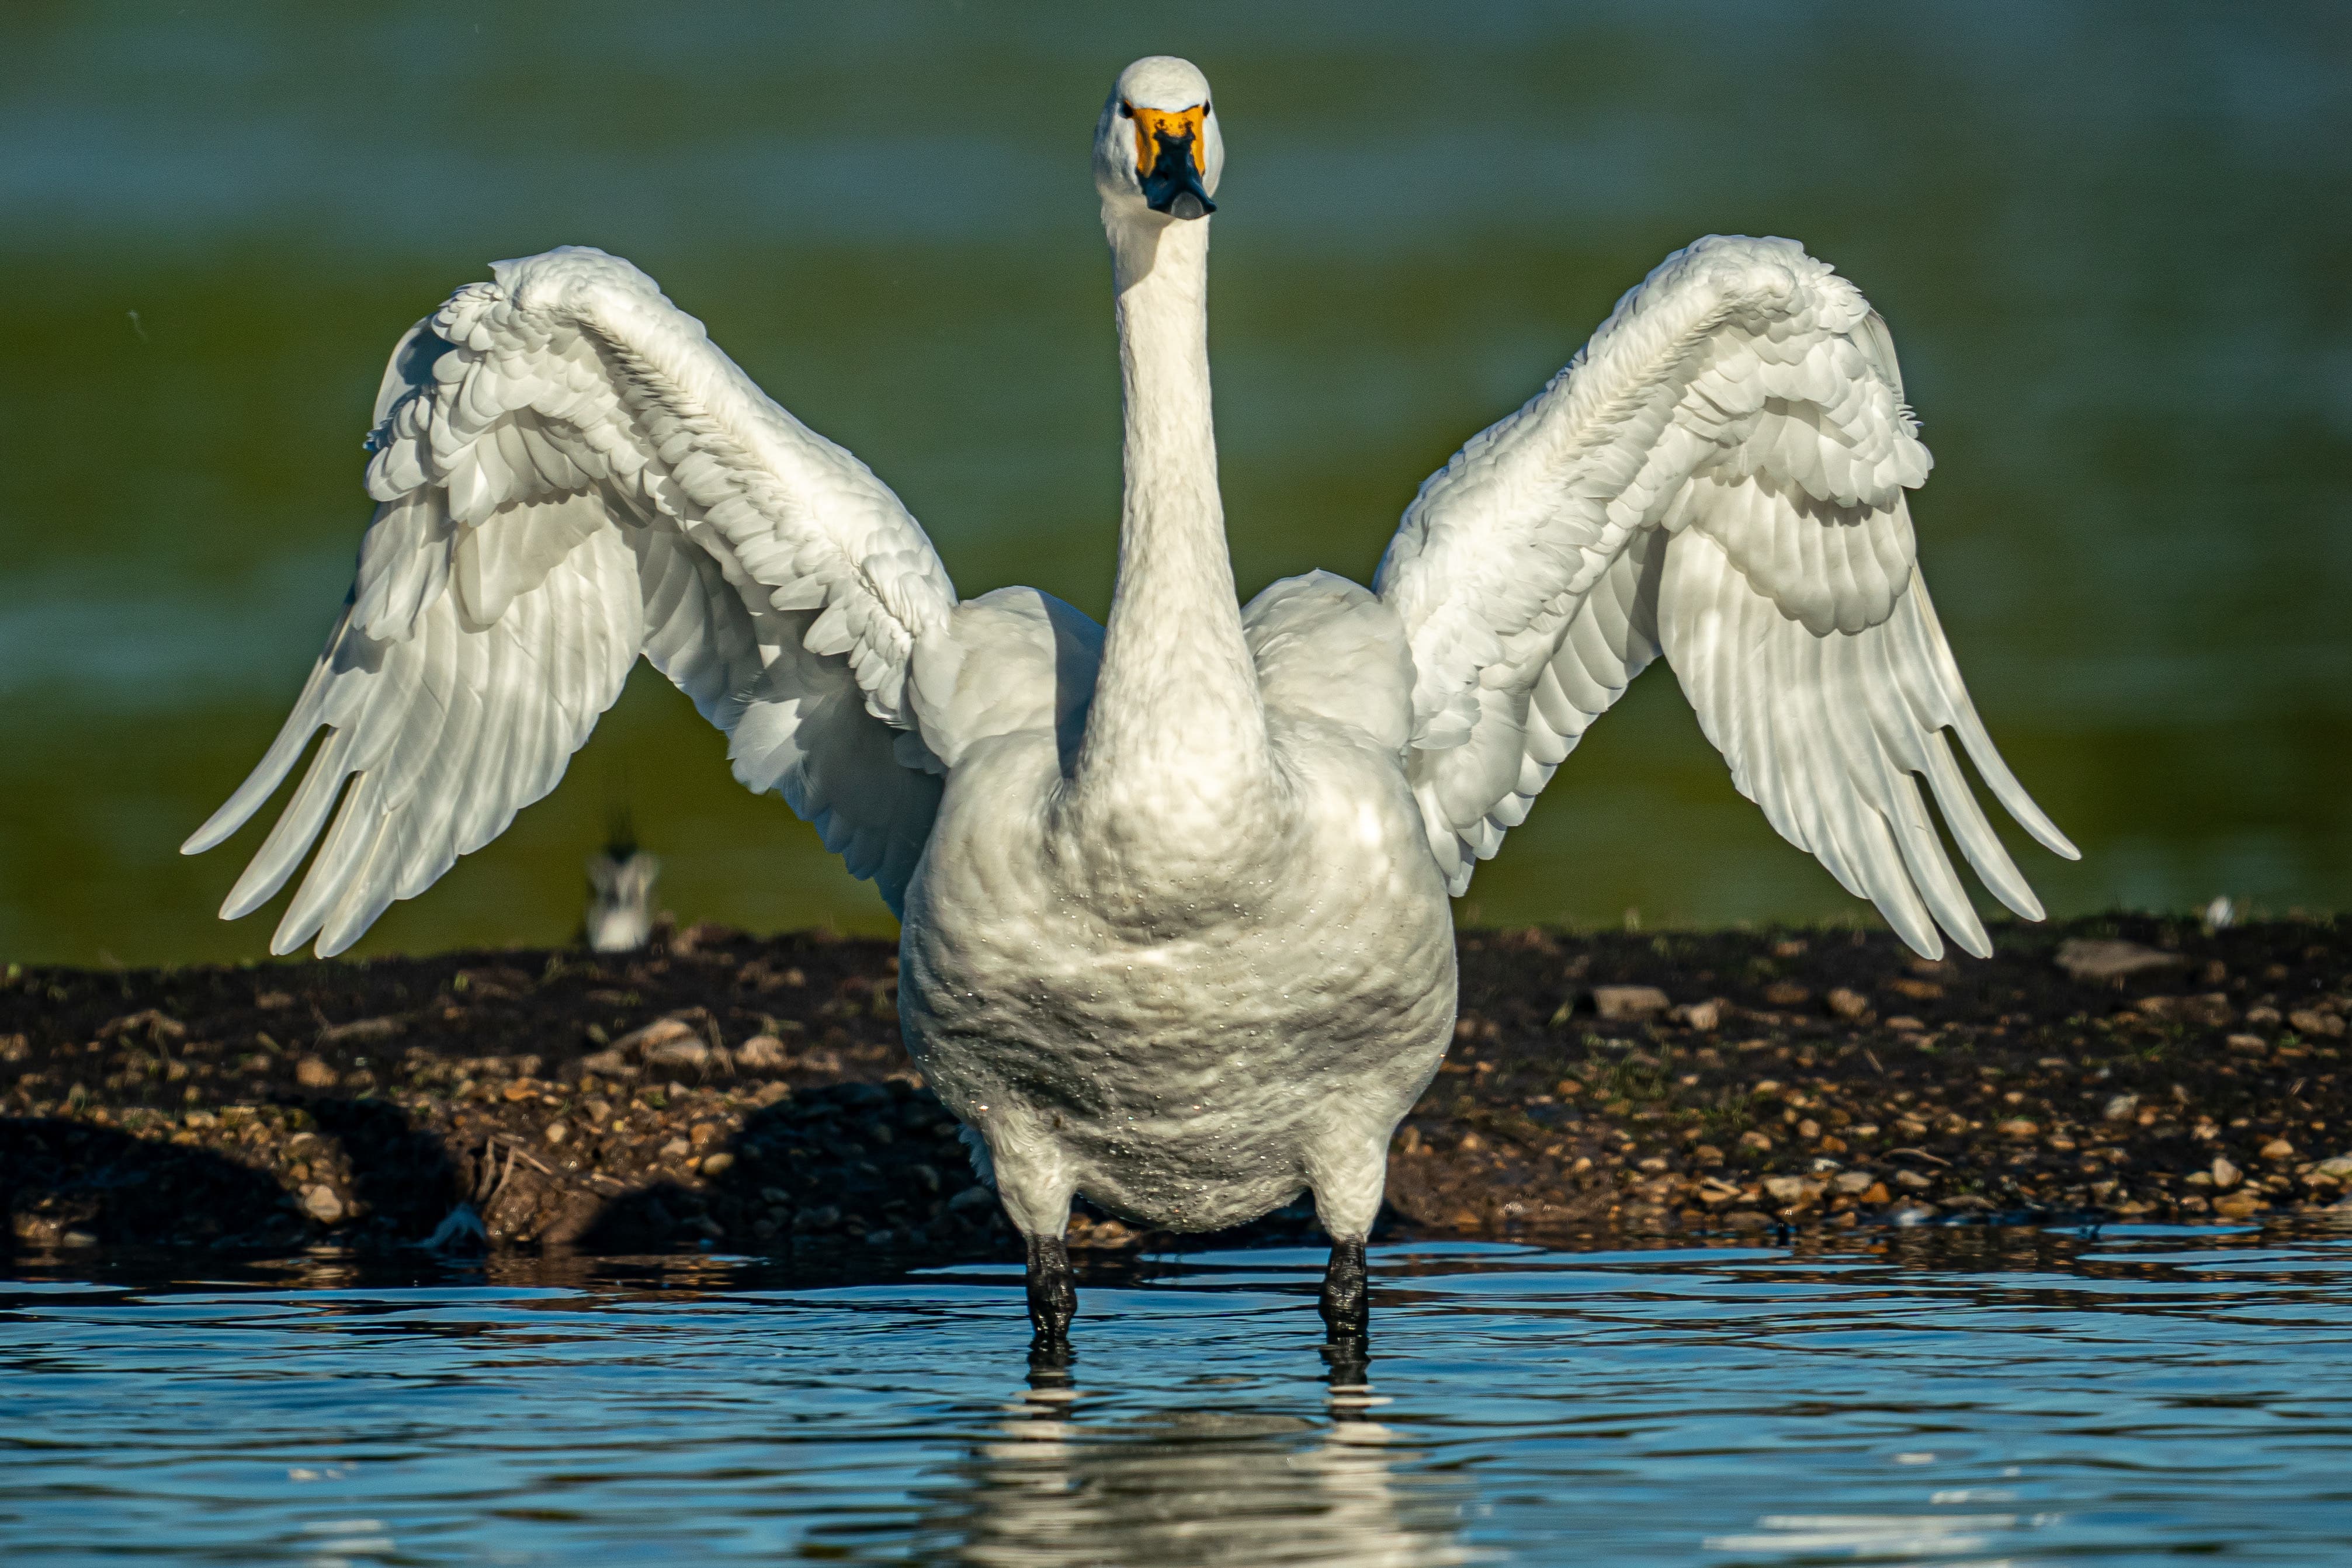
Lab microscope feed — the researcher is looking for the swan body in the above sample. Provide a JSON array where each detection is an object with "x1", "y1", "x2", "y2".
[{"x1": 186, "y1": 55, "x2": 2075, "y2": 1342}]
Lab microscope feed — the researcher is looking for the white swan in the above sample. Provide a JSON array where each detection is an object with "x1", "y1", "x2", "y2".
[{"x1": 186, "y1": 55, "x2": 2075, "y2": 1346}]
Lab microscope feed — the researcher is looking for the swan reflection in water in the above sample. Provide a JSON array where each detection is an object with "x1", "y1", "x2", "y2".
[{"x1": 914, "y1": 1350, "x2": 1480, "y2": 1567}]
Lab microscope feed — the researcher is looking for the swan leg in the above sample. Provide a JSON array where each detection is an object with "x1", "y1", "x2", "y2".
[
  {"x1": 1026, "y1": 1233, "x2": 1077, "y2": 1350},
  {"x1": 1305, "y1": 1119, "x2": 1392, "y2": 1341},
  {"x1": 1319, "y1": 1238, "x2": 1369, "y2": 1342}
]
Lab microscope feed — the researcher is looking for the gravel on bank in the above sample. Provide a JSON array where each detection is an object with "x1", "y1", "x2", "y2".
[{"x1": 2, "y1": 914, "x2": 2346, "y2": 1262}]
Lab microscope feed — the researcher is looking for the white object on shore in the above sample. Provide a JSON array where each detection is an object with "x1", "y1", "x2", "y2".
[
  {"x1": 183, "y1": 56, "x2": 2072, "y2": 1303},
  {"x1": 585, "y1": 841, "x2": 660, "y2": 953}
]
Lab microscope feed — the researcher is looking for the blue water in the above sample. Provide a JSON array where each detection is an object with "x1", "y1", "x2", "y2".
[{"x1": 8, "y1": 1223, "x2": 2352, "y2": 1563}]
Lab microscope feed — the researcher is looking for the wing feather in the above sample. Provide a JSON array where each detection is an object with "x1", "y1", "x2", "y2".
[
  {"x1": 1377, "y1": 235, "x2": 2073, "y2": 955},
  {"x1": 186, "y1": 247, "x2": 965, "y2": 953}
]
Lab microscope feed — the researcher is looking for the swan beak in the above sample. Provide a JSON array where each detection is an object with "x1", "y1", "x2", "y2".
[{"x1": 1133, "y1": 104, "x2": 1215, "y2": 220}]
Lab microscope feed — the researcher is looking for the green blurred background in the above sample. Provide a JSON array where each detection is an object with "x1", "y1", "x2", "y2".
[{"x1": 2, "y1": 1, "x2": 2346, "y2": 966}]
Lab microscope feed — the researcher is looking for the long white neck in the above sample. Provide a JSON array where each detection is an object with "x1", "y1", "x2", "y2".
[{"x1": 1069, "y1": 210, "x2": 1272, "y2": 848}]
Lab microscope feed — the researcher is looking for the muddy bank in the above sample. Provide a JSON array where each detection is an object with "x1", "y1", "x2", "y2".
[{"x1": 2, "y1": 914, "x2": 2346, "y2": 1262}]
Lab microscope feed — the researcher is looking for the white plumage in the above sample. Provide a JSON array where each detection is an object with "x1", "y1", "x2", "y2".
[{"x1": 187, "y1": 55, "x2": 2072, "y2": 1340}]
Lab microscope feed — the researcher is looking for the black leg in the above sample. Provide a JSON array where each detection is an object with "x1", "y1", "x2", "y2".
[
  {"x1": 1319, "y1": 1237, "x2": 1369, "y2": 1342},
  {"x1": 1026, "y1": 1233, "x2": 1077, "y2": 1350}
]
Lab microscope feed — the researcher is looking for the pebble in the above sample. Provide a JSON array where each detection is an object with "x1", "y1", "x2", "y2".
[
  {"x1": 1593, "y1": 985, "x2": 1671, "y2": 1021},
  {"x1": 2103, "y1": 1093, "x2": 2139, "y2": 1122},
  {"x1": 1826, "y1": 988, "x2": 1871, "y2": 1020},
  {"x1": 2053, "y1": 938, "x2": 2182, "y2": 982},
  {"x1": 700, "y1": 1152, "x2": 736, "y2": 1177},
  {"x1": 302, "y1": 1185, "x2": 344, "y2": 1223},
  {"x1": 294, "y1": 1057, "x2": 338, "y2": 1090},
  {"x1": 735, "y1": 1034, "x2": 793, "y2": 1070},
  {"x1": 2260, "y1": 1138, "x2": 2295, "y2": 1161},
  {"x1": 2211, "y1": 1156, "x2": 2242, "y2": 1189},
  {"x1": 543, "y1": 1121, "x2": 570, "y2": 1147}
]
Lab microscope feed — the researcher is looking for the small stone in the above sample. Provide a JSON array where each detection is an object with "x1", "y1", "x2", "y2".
[
  {"x1": 2054, "y1": 938, "x2": 2183, "y2": 983},
  {"x1": 502, "y1": 1078, "x2": 537, "y2": 1102},
  {"x1": 2260, "y1": 1138, "x2": 2296, "y2": 1162},
  {"x1": 543, "y1": 1120, "x2": 570, "y2": 1147},
  {"x1": 735, "y1": 1034, "x2": 793, "y2": 1070},
  {"x1": 293, "y1": 1057, "x2": 338, "y2": 1090},
  {"x1": 1762, "y1": 982, "x2": 1810, "y2": 1008},
  {"x1": 1894, "y1": 1169, "x2": 1933, "y2": 1190},
  {"x1": 1886, "y1": 1016, "x2": 1927, "y2": 1033},
  {"x1": 947, "y1": 1186, "x2": 994, "y2": 1215},
  {"x1": 1680, "y1": 1000, "x2": 1723, "y2": 1032},
  {"x1": 1724, "y1": 1210, "x2": 1773, "y2": 1230},
  {"x1": 1996, "y1": 1118, "x2": 2040, "y2": 1139},
  {"x1": 1693, "y1": 1144, "x2": 1725, "y2": 1167},
  {"x1": 1831, "y1": 1170, "x2": 1876, "y2": 1194},
  {"x1": 1888, "y1": 977, "x2": 1944, "y2": 1001},
  {"x1": 1798, "y1": 1118, "x2": 1822, "y2": 1140},
  {"x1": 660, "y1": 1137, "x2": 692, "y2": 1160},
  {"x1": 700, "y1": 1151, "x2": 736, "y2": 1177},
  {"x1": 1593, "y1": 985, "x2": 1672, "y2": 1021},
  {"x1": 316, "y1": 1015, "x2": 405, "y2": 1047},
  {"x1": 1763, "y1": 1175, "x2": 1815, "y2": 1202},
  {"x1": 1826, "y1": 988, "x2": 1871, "y2": 1021},
  {"x1": 302, "y1": 1185, "x2": 344, "y2": 1223},
  {"x1": 2211, "y1": 1155, "x2": 2242, "y2": 1189},
  {"x1": 2214, "y1": 1192, "x2": 2265, "y2": 1219},
  {"x1": 2289, "y1": 1010, "x2": 2347, "y2": 1039},
  {"x1": 2103, "y1": 1093, "x2": 2140, "y2": 1122},
  {"x1": 1739, "y1": 1130, "x2": 1774, "y2": 1151},
  {"x1": 646, "y1": 1036, "x2": 712, "y2": 1070},
  {"x1": 60, "y1": 1229, "x2": 99, "y2": 1248},
  {"x1": 1890, "y1": 1202, "x2": 1941, "y2": 1226},
  {"x1": 580, "y1": 1049, "x2": 631, "y2": 1076},
  {"x1": 2226, "y1": 1035, "x2": 2268, "y2": 1056},
  {"x1": 1860, "y1": 1182, "x2": 1890, "y2": 1204}
]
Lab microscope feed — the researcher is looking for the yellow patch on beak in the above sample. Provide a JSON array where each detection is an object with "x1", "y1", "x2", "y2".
[{"x1": 1129, "y1": 103, "x2": 1209, "y2": 178}]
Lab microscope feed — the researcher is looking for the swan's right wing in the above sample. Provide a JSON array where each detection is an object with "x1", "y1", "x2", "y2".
[{"x1": 184, "y1": 247, "x2": 958, "y2": 955}]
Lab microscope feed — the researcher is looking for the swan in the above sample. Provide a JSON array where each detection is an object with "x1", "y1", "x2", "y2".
[{"x1": 185, "y1": 54, "x2": 2075, "y2": 1349}]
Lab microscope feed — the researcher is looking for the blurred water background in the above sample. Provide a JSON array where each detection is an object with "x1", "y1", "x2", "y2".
[{"x1": 2, "y1": 0, "x2": 2346, "y2": 966}]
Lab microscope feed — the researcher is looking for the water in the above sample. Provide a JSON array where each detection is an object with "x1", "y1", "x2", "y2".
[
  {"x1": 2, "y1": 2, "x2": 2348, "y2": 965},
  {"x1": 8, "y1": 1222, "x2": 2352, "y2": 1563}
]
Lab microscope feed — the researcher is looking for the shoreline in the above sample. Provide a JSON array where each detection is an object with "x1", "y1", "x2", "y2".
[{"x1": 4, "y1": 914, "x2": 2346, "y2": 1263}]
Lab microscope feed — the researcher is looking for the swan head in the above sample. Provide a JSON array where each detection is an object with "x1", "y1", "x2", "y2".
[{"x1": 1095, "y1": 56, "x2": 1223, "y2": 223}]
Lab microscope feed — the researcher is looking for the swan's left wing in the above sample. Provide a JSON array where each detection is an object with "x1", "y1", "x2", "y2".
[{"x1": 1375, "y1": 235, "x2": 2076, "y2": 958}]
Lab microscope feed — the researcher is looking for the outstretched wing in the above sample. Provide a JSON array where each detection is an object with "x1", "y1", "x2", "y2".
[
  {"x1": 184, "y1": 247, "x2": 958, "y2": 956},
  {"x1": 1375, "y1": 235, "x2": 2076, "y2": 958}
]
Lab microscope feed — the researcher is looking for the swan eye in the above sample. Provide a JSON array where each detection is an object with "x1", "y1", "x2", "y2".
[{"x1": 1118, "y1": 100, "x2": 1133, "y2": 119}]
